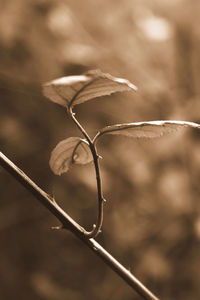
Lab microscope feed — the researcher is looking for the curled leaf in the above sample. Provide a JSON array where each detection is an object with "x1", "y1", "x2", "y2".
[
  {"x1": 49, "y1": 137, "x2": 93, "y2": 175},
  {"x1": 95, "y1": 120, "x2": 200, "y2": 140},
  {"x1": 42, "y1": 69, "x2": 137, "y2": 108}
]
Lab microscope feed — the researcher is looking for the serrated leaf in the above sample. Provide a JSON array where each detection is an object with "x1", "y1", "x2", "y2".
[
  {"x1": 96, "y1": 120, "x2": 200, "y2": 139},
  {"x1": 42, "y1": 69, "x2": 137, "y2": 107},
  {"x1": 49, "y1": 137, "x2": 93, "y2": 175}
]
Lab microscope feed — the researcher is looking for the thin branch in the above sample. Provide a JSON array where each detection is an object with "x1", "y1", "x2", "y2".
[
  {"x1": 0, "y1": 152, "x2": 85, "y2": 235},
  {"x1": 68, "y1": 106, "x2": 104, "y2": 239},
  {"x1": 0, "y1": 151, "x2": 159, "y2": 300}
]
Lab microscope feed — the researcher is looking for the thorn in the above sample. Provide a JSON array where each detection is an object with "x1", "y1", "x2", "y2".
[
  {"x1": 51, "y1": 225, "x2": 62, "y2": 230},
  {"x1": 97, "y1": 155, "x2": 103, "y2": 160},
  {"x1": 51, "y1": 197, "x2": 56, "y2": 204},
  {"x1": 102, "y1": 197, "x2": 106, "y2": 203},
  {"x1": 50, "y1": 187, "x2": 57, "y2": 204}
]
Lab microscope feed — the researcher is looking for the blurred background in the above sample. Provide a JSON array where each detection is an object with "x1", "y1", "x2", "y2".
[{"x1": 1, "y1": 0, "x2": 200, "y2": 299}]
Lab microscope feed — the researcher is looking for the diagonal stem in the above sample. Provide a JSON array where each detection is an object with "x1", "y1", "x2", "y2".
[
  {"x1": 68, "y1": 106, "x2": 104, "y2": 238},
  {"x1": 0, "y1": 151, "x2": 160, "y2": 300}
]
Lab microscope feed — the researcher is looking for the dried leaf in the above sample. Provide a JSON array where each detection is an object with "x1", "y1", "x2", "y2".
[
  {"x1": 42, "y1": 69, "x2": 137, "y2": 107},
  {"x1": 49, "y1": 137, "x2": 93, "y2": 175},
  {"x1": 96, "y1": 120, "x2": 200, "y2": 139}
]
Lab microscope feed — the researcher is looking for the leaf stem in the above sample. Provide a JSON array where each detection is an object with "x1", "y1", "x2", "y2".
[{"x1": 68, "y1": 106, "x2": 104, "y2": 239}]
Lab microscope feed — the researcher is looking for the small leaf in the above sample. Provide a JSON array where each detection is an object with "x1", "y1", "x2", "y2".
[
  {"x1": 96, "y1": 120, "x2": 200, "y2": 139},
  {"x1": 49, "y1": 137, "x2": 93, "y2": 175},
  {"x1": 42, "y1": 69, "x2": 137, "y2": 107}
]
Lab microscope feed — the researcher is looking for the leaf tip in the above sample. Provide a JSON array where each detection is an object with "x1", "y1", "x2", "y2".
[{"x1": 49, "y1": 137, "x2": 93, "y2": 176}]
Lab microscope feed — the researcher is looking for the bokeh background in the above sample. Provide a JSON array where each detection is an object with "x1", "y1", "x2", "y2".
[{"x1": 1, "y1": 0, "x2": 200, "y2": 299}]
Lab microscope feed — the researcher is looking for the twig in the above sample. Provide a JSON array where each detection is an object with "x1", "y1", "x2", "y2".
[
  {"x1": 69, "y1": 106, "x2": 104, "y2": 239},
  {"x1": 0, "y1": 151, "x2": 160, "y2": 300}
]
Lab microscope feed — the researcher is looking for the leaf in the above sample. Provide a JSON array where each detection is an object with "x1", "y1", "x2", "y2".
[
  {"x1": 96, "y1": 120, "x2": 200, "y2": 139},
  {"x1": 49, "y1": 137, "x2": 93, "y2": 175},
  {"x1": 42, "y1": 69, "x2": 137, "y2": 107}
]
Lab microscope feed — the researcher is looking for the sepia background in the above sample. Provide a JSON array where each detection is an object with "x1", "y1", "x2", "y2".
[{"x1": 1, "y1": 0, "x2": 200, "y2": 299}]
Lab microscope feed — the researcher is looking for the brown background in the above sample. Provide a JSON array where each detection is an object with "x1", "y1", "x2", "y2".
[{"x1": 1, "y1": 0, "x2": 200, "y2": 299}]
